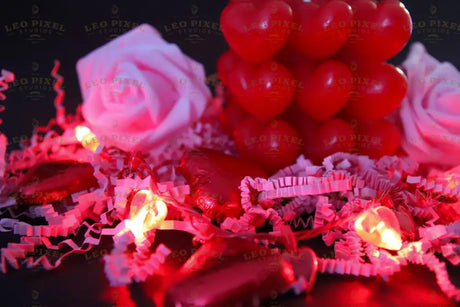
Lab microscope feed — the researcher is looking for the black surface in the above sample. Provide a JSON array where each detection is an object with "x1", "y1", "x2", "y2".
[
  {"x1": 0, "y1": 231, "x2": 459, "y2": 307},
  {"x1": 1, "y1": 0, "x2": 460, "y2": 306}
]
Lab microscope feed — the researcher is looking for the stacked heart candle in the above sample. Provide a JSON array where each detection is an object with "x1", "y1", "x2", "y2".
[
  {"x1": 2, "y1": 18, "x2": 460, "y2": 306},
  {"x1": 218, "y1": 0, "x2": 412, "y2": 172}
]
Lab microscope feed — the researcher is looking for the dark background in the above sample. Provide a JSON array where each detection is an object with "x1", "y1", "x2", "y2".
[{"x1": 0, "y1": 1, "x2": 459, "y2": 306}]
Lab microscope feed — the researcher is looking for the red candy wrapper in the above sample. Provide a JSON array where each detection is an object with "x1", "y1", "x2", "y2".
[
  {"x1": 179, "y1": 148, "x2": 267, "y2": 220},
  {"x1": 163, "y1": 237, "x2": 295, "y2": 307},
  {"x1": 15, "y1": 160, "x2": 98, "y2": 204},
  {"x1": 282, "y1": 247, "x2": 318, "y2": 294}
]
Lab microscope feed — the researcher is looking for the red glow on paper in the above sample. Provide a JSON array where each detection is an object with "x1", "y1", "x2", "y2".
[
  {"x1": 306, "y1": 264, "x2": 456, "y2": 306},
  {"x1": 305, "y1": 279, "x2": 372, "y2": 306},
  {"x1": 101, "y1": 285, "x2": 136, "y2": 307},
  {"x1": 142, "y1": 262, "x2": 178, "y2": 307}
]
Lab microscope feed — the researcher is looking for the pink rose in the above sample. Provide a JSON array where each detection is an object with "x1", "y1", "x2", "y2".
[
  {"x1": 77, "y1": 24, "x2": 210, "y2": 153},
  {"x1": 398, "y1": 43, "x2": 460, "y2": 166}
]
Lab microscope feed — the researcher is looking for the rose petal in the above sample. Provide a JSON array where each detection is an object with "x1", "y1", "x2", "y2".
[
  {"x1": 77, "y1": 24, "x2": 211, "y2": 153},
  {"x1": 398, "y1": 43, "x2": 460, "y2": 166}
]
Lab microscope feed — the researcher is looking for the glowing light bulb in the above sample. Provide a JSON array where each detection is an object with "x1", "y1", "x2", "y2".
[
  {"x1": 354, "y1": 206, "x2": 402, "y2": 251},
  {"x1": 75, "y1": 125, "x2": 100, "y2": 152},
  {"x1": 128, "y1": 189, "x2": 168, "y2": 239}
]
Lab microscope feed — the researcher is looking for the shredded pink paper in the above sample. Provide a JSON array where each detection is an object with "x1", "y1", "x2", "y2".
[
  {"x1": 0, "y1": 115, "x2": 459, "y2": 301},
  {"x1": 224, "y1": 153, "x2": 459, "y2": 301},
  {"x1": 0, "y1": 38, "x2": 459, "y2": 303},
  {"x1": 0, "y1": 134, "x2": 6, "y2": 179},
  {"x1": 51, "y1": 61, "x2": 66, "y2": 126},
  {"x1": 441, "y1": 243, "x2": 460, "y2": 265},
  {"x1": 0, "y1": 69, "x2": 14, "y2": 102}
]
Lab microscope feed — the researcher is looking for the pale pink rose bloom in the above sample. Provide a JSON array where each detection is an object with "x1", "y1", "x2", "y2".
[
  {"x1": 77, "y1": 24, "x2": 210, "y2": 153},
  {"x1": 399, "y1": 42, "x2": 460, "y2": 166}
]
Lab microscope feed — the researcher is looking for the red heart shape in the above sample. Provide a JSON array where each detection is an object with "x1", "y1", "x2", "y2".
[
  {"x1": 293, "y1": 59, "x2": 353, "y2": 121},
  {"x1": 217, "y1": 49, "x2": 241, "y2": 88},
  {"x1": 339, "y1": 0, "x2": 412, "y2": 63},
  {"x1": 179, "y1": 148, "x2": 267, "y2": 220},
  {"x1": 221, "y1": 0, "x2": 294, "y2": 63},
  {"x1": 352, "y1": 118, "x2": 401, "y2": 158},
  {"x1": 342, "y1": 63, "x2": 407, "y2": 121},
  {"x1": 299, "y1": 118, "x2": 355, "y2": 164},
  {"x1": 228, "y1": 60, "x2": 296, "y2": 120},
  {"x1": 219, "y1": 97, "x2": 251, "y2": 134},
  {"x1": 287, "y1": 0, "x2": 353, "y2": 60},
  {"x1": 282, "y1": 247, "x2": 318, "y2": 293},
  {"x1": 233, "y1": 118, "x2": 302, "y2": 173}
]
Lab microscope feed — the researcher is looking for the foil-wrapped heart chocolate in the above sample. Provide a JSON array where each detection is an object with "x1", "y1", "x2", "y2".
[
  {"x1": 163, "y1": 237, "x2": 296, "y2": 307},
  {"x1": 14, "y1": 160, "x2": 99, "y2": 204},
  {"x1": 282, "y1": 247, "x2": 318, "y2": 293},
  {"x1": 179, "y1": 148, "x2": 267, "y2": 220}
]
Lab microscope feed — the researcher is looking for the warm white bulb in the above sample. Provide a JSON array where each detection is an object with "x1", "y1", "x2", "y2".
[
  {"x1": 354, "y1": 206, "x2": 403, "y2": 251},
  {"x1": 381, "y1": 228, "x2": 402, "y2": 251},
  {"x1": 75, "y1": 125, "x2": 100, "y2": 152},
  {"x1": 129, "y1": 190, "x2": 168, "y2": 240}
]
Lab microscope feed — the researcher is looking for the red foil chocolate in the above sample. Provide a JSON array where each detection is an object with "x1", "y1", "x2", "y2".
[
  {"x1": 163, "y1": 237, "x2": 295, "y2": 307},
  {"x1": 282, "y1": 247, "x2": 318, "y2": 293},
  {"x1": 14, "y1": 160, "x2": 98, "y2": 204},
  {"x1": 179, "y1": 148, "x2": 267, "y2": 220}
]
